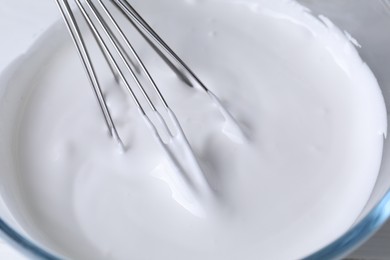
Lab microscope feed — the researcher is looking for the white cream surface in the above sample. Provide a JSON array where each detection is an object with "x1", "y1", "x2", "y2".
[{"x1": 0, "y1": 0, "x2": 387, "y2": 259}]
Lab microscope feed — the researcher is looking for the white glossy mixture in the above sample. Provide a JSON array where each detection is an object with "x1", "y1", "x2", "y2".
[{"x1": 0, "y1": 0, "x2": 387, "y2": 259}]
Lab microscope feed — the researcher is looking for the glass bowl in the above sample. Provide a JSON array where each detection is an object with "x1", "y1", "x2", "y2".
[{"x1": 0, "y1": 0, "x2": 390, "y2": 259}]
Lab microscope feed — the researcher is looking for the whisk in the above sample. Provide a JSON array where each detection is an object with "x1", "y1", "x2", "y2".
[{"x1": 55, "y1": 0, "x2": 244, "y2": 214}]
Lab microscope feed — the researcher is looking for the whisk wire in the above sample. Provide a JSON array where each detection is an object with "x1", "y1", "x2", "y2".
[
  {"x1": 74, "y1": 0, "x2": 147, "y2": 114},
  {"x1": 112, "y1": 0, "x2": 209, "y2": 92},
  {"x1": 96, "y1": 0, "x2": 169, "y2": 109},
  {"x1": 55, "y1": 0, "x2": 123, "y2": 144}
]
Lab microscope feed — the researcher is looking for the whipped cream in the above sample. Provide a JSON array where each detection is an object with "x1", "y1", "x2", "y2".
[{"x1": 0, "y1": 0, "x2": 387, "y2": 259}]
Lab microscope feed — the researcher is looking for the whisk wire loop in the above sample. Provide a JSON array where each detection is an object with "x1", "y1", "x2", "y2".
[{"x1": 54, "y1": 0, "x2": 245, "y2": 212}]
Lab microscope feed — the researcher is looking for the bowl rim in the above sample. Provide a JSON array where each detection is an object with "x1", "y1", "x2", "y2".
[{"x1": 304, "y1": 190, "x2": 390, "y2": 259}]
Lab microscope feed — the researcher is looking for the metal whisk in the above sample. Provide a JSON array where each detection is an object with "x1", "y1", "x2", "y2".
[{"x1": 55, "y1": 0, "x2": 244, "y2": 210}]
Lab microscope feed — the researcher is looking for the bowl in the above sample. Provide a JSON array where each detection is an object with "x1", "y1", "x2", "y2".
[{"x1": 0, "y1": 0, "x2": 390, "y2": 259}]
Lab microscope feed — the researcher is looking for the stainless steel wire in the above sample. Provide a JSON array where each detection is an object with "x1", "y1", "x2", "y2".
[{"x1": 54, "y1": 0, "x2": 246, "y2": 202}]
